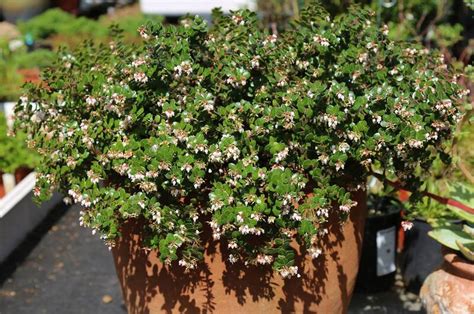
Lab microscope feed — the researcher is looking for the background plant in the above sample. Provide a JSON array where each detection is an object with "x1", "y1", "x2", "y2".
[
  {"x1": 0, "y1": 38, "x2": 54, "y2": 102},
  {"x1": 16, "y1": 4, "x2": 466, "y2": 277},
  {"x1": 0, "y1": 113, "x2": 39, "y2": 173},
  {"x1": 429, "y1": 182, "x2": 474, "y2": 262},
  {"x1": 18, "y1": 8, "x2": 163, "y2": 48}
]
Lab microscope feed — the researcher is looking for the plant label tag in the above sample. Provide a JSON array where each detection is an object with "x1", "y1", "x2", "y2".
[{"x1": 376, "y1": 226, "x2": 396, "y2": 276}]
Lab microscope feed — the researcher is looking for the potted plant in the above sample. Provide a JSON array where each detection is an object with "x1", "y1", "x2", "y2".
[
  {"x1": 400, "y1": 196, "x2": 453, "y2": 293},
  {"x1": 15, "y1": 4, "x2": 465, "y2": 313},
  {"x1": 420, "y1": 183, "x2": 474, "y2": 313},
  {"x1": 0, "y1": 113, "x2": 39, "y2": 187}
]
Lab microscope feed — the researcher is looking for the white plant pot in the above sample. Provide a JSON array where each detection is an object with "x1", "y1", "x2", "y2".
[{"x1": 0, "y1": 172, "x2": 63, "y2": 263}]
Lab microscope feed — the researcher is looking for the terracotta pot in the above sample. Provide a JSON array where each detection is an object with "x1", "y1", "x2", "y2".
[
  {"x1": 17, "y1": 68, "x2": 41, "y2": 84},
  {"x1": 0, "y1": 172, "x2": 5, "y2": 198},
  {"x1": 14, "y1": 167, "x2": 32, "y2": 184},
  {"x1": 112, "y1": 190, "x2": 367, "y2": 313},
  {"x1": 420, "y1": 247, "x2": 474, "y2": 313}
]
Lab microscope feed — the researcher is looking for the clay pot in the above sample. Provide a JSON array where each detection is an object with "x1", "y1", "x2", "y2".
[
  {"x1": 14, "y1": 167, "x2": 32, "y2": 184},
  {"x1": 420, "y1": 247, "x2": 474, "y2": 313},
  {"x1": 112, "y1": 190, "x2": 367, "y2": 314},
  {"x1": 17, "y1": 68, "x2": 41, "y2": 84},
  {"x1": 0, "y1": 172, "x2": 5, "y2": 198}
]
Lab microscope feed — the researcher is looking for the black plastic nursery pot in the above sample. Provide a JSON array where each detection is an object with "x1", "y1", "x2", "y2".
[
  {"x1": 400, "y1": 218, "x2": 449, "y2": 293},
  {"x1": 355, "y1": 197, "x2": 402, "y2": 293}
]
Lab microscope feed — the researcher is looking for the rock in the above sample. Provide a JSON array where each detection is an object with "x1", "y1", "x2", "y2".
[
  {"x1": 0, "y1": 289, "x2": 16, "y2": 297},
  {"x1": 102, "y1": 294, "x2": 113, "y2": 304}
]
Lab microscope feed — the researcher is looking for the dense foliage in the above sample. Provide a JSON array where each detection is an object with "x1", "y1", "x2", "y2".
[{"x1": 16, "y1": 5, "x2": 466, "y2": 277}]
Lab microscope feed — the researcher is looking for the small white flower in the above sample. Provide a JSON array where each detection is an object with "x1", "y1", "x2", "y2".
[
  {"x1": 256, "y1": 254, "x2": 274, "y2": 265},
  {"x1": 251, "y1": 56, "x2": 260, "y2": 68},
  {"x1": 291, "y1": 212, "x2": 302, "y2": 221},
  {"x1": 132, "y1": 58, "x2": 146, "y2": 67},
  {"x1": 31, "y1": 111, "x2": 45, "y2": 123},
  {"x1": 231, "y1": 14, "x2": 245, "y2": 25},
  {"x1": 86, "y1": 96, "x2": 97, "y2": 106},
  {"x1": 275, "y1": 147, "x2": 289, "y2": 163},
  {"x1": 309, "y1": 247, "x2": 322, "y2": 259},
  {"x1": 313, "y1": 35, "x2": 330, "y2": 47},
  {"x1": 338, "y1": 142, "x2": 350, "y2": 153},
  {"x1": 138, "y1": 26, "x2": 149, "y2": 39},
  {"x1": 401, "y1": 221, "x2": 413, "y2": 231},
  {"x1": 164, "y1": 109, "x2": 175, "y2": 119},
  {"x1": 87, "y1": 170, "x2": 101, "y2": 184},
  {"x1": 228, "y1": 241, "x2": 238, "y2": 249},
  {"x1": 174, "y1": 61, "x2": 193, "y2": 76},
  {"x1": 133, "y1": 72, "x2": 148, "y2": 83},
  {"x1": 335, "y1": 161, "x2": 345, "y2": 171},
  {"x1": 236, "y1": 212, "x2": 244, "y2": 224},
  {"x1": 318, "y1": 154, "x2": 329, "y2": 165},
  {"x1": 279, "y1": 266, "x2": 300, "y2": 279},
  {"x1": 228, "y1": 254, "x2": 238, "y2": 264},
  {"x1": 33, "y1": 186, "x2": 41, "y2": 197}
]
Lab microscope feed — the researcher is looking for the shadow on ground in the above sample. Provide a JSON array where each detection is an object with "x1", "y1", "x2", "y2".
[{"x1": 0, "y1": 204, "x2": 422, "y2": 314}]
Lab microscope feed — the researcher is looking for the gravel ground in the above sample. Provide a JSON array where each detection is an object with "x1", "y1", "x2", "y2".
[
  {"x1": 0, "y1": 204, "x2": 125, "y2": 314},
  {"x1": 0, "y1": 204, "x2": 424, "y2": 314}
]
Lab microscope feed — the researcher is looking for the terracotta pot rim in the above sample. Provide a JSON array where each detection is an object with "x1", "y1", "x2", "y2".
[{"x1": 442, "y1": 247, "x2": 474, "y2": 279}]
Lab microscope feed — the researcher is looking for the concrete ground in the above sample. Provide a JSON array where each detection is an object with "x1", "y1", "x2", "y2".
[{"x1": 0, "y1": 204, "x2": 424, "y2": 314}]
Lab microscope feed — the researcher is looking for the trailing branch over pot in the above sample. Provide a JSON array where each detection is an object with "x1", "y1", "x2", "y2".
[{"x1": 15, "y1": 4, "x2": 465, "y2": 280}]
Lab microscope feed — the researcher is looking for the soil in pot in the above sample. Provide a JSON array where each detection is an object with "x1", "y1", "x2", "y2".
[
  {"x1": 400, "y1": 218, "x2": 444, "y2": 294},
  {"x1": 112, "y1": 190, "x2": 367, "y2": 314},
  {"x1": 420, "y1": 247, "x2": 474, "y2": 313},
  {"x1": 355, "y1": 196, "x2": 401, "y2": 293},
  {"x1": 14, "y1": 167, "x2": 32, "y2": 184}
]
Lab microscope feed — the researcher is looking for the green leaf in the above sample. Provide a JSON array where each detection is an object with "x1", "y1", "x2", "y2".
[{"x1": 428, "y1": 225, "x2": 474, "y2": 251}]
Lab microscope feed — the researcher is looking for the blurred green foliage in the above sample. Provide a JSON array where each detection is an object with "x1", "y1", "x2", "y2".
[
  {"x1": 18, "y1": 9, "x2": 108, "y2": 40},
  {"x1": 0, "y1": 113, "x2": 39, "y2": 173},
  {"x1": 18, "y1": 8, "x2": 164, "y2": 46},
  {"x1": 14, "y1": 48, "x2": 55, "y2": 69},
  {"x1": 0, "y1": 39, "x2": 54, "y2": 101}
]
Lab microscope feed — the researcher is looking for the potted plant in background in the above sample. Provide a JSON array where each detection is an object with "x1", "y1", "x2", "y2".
[
  {"x1": 420, "y1": 183, "x2": 474, "y2": 313},
  {"x1": 400, "y1": 191, "x2": 455, "y2": 294},
  {"x1": 15, "y1": 3, "x2": 466, "y2": 313},
  {"x1": 0, "y1": 113, "x2": 39, "y2": 193}
]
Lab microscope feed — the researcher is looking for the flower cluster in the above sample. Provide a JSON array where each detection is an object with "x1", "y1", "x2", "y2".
[{"x1": 15, "y1": 6, "x2": 464, "y2": 277}]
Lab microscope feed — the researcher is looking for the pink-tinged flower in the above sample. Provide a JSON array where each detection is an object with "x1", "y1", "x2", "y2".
[
  {"x1": 33, "y1": 186, "x2": 41, "y2": 197},
  {"x1": 134, "y1": 72, "x2": 148, "y2": 83},
  {"x1": 401, "y1": 221, "x2": 413, "y2": 231},
  {"x1": 86, "y1": 96, "x2": 97, "y2": 106},
  {"x1": 138, "y1": 26, "x2": 149, "y2": 39}
]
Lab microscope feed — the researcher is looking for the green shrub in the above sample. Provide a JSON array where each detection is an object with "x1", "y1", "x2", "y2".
[
  {"x1": 15, "y1": 5, "x2": 466, "y2": 277},
  {"x1": 18, "y1": 8, "x2": 108, "y2": 40},
  {"x1": 14, "y1": 49, "x2": 55, "y2": 69}
]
